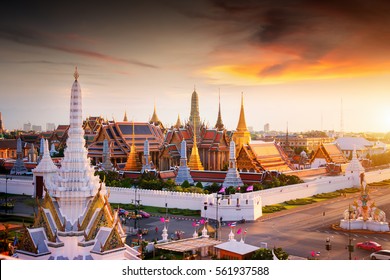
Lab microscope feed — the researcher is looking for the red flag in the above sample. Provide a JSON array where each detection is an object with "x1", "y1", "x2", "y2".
[
  {"x1": 237, "y1": 228, "x2": 242, "y2": 235},
  {"x1": 200, "y1": 219, "x2": 205, "y2": 224},
  {"x1": 192, "y1": 222, "x2": 197, "y2": 227},
  {"x1": 160, "y1": 217, "x2": 165, "y2": 223}
]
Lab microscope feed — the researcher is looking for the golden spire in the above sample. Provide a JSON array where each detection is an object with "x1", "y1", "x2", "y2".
[
  {"x1": 175, "y1": 114, "x2": 182, "y2": 129},
  {"x1": 150, "y1": 101, "x2": 160, "y2": 124},
  {"x1": 236, "y1": 92, "x2": 248, "y2": 131},
  {"x1": 123, "y1": 120, "x2": 141, "y2": 171},
  {"x1": 188, "y1": 120, "x2": 204, "y2": 171},
  {"x1": 123, "y1": 111, "x2": 128, "y2": 122},
  {"x1": 215, "y1": 89, "x2": 224, "y2": 130},
  {"x1": 232, "y1": 92, "x2": 251, "y2": 152},
  {"x1": 74, "y1": 66, "x2": 79, "y2": 81}
]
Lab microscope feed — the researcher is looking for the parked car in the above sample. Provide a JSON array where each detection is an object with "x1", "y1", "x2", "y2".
[
  {"x1": 139, "y1": 210, "x2": 151, "y2": 218},
  {"x1": 356, "y1": 241, "x2": 382, "y2": 251},
  {"x1": 370, "y1": 250, "x2": 390, "y2": 260}
]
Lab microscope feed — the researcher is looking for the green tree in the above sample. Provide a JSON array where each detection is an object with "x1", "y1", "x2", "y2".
[
  {"x1": 181, "y1": 180, "x2": 191, "y2": 189},
  {"x1": 251, "y1": 248, "x2": 273, "y2": 260}
]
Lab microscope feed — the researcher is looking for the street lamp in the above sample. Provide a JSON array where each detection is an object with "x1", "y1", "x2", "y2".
[
  {"x1": 346, "y1": 205, "x2": 354, "y2": 260},
  {"x1": 215, "y1": 194, "x2": 222, "y2": 240},
  {"x1": 133, "y1": 186, "x2": 141, "y2": 230},
  {"x1": 2, "y1": 175, "x2": 12, "y2": 214},
  {"x1": 325, "y1": 237, "x2": 332, "y2": 259}
]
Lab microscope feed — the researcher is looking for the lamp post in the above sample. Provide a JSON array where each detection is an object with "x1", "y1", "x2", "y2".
[
  {"x1": 2, "y1": 175, "x2": 12, "y2": 214},
  {"x1": 133, "y1": 186, "x2": 141, "y2": 230},
  {"x1": 215, "y1": 194, "x2": 221, "y2": 240},
  {"x1": 347, "y1": 205, "x2": 354, "y2": 260},
  {"x1": 325, "y1": 237, "x2": 332, "y2": 259}
]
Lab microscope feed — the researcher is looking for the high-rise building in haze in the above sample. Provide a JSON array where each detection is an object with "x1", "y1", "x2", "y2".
[
  {"x1": 23, "y1": 122, "x2": 31, "y2": 132},
  {"x1": 46, "y1": 122, "x2": 55, "y2": 131},
  {"x1": 32, "y1": 125, "x2": 42, "y2": 132},
  {"x1": 0, "y1": 112, "x2": 4, "y2": 134},
  {"x1": 264, "y1": 123, "x2": 270, "y2": 133}
]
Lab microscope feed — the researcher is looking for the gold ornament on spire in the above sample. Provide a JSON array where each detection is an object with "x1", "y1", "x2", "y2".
[{"x1": 74, "y1": 66, "x2": 79, "y2": 81}]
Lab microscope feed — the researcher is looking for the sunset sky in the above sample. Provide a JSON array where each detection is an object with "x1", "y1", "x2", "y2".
[{"x1": 1, "y1": 0, "x2": 390, "y2": 133}]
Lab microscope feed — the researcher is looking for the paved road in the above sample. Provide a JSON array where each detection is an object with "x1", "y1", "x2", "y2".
[{"x1": 131, "y1": 186, "x2": 390, "y2": 260}]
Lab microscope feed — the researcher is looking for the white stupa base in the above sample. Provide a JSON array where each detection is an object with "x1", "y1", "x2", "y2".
[{"x1": 340, "y1": 218, "x2": 389, "y2": 232}]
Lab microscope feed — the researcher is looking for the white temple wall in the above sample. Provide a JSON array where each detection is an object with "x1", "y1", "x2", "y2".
[
  {"x1": 4, "y1": 167, "x2": 390, "y2": 221},
  {"x1": 0, "y1": 178, "x2": 34, "y2": 196}
]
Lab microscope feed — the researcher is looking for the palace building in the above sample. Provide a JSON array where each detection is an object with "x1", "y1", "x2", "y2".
[
  {"x1": 159, "y1": 89, "x2": 230, "y2": 171},
  {"x1": 87, "y1": 120, "x2": 164, "y2": 169}
]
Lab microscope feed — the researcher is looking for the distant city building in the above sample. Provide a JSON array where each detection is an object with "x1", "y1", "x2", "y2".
[
  {"x1": 0, "y1": 112, "x2": 4, "y2": 134},
  {"x1": 248, "y1": 126, "x2": 254, "y2": 133},
  {"x1": 32, "y1": 125, "x2": 42, "y2": 132},
  {"x1": 335, "y1": 136, "x2": 374, "y2": 158},
  {"x1": 23, "y1": 122, "x2": 32, "y2": 132},
  {"x1": 264, "y1": 123, "x2": 270, "y2": 133},
  {"x1": 46, "y1": 122, "x2": 56, "y2": 131}
]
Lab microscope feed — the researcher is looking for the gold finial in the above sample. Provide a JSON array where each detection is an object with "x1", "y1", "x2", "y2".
[{"x1": 74, "y1": 66, "x2": 79, "y2": 81}]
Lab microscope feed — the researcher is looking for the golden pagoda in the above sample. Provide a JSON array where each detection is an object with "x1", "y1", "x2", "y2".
[
  {"x1": 188, "y1": 122, "x2": 204, "y2": 171},
  {"x1": 215, "y1": 91, "x2": 224, "y2": 131},
  {"x1": 232, "y1": 93, "x2": 251, "y2": 152},
  {"x1": 123, "y1": 121, "x2": 142, "y2": 171},
  {"x1": 175, "y1": 114, "x2": 182, "y2": 129}
]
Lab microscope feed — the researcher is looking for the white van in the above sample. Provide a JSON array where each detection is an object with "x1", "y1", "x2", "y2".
[{"x1": 370, "y1": 250, "x2": 390, "y2": 260}]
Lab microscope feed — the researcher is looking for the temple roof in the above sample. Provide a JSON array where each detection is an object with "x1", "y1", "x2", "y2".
[
  {"x1": 309, "y1": 143, "x2": 347, "y2": 164},
  {"x1": 215, "y1": 240, "x2": 259, "y2": 255},
  {"x1": 88, "y1": 121, "x2": 164, "y2": 159},
  {"x1": 237, "y1": 142, "x2": 293, "y2": 172}
]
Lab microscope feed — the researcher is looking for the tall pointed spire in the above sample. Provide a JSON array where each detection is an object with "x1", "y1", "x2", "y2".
[
  {"x1": 236, "y1": 92, "x2": 248, "y2": 131},
  {"x1": 215, "y1": 90, "x2": 224, "y2": 130},
  {"x1": 189, "y1": 88, "x2": 201, "y2": 136},
  {"x1": 48, "y1": 68, "x2": 105, "y2": 224},
  {"x1": 123, "y1": 121, "x2": 142, "y2": 171},
  {"x1": 150, "y1": 101, "x2": 160, "y2": 123},
  {"x1": 141, "y1": 138, "x2": 153, "y2": 173},
  {"x1": 175, "y1": 114, "x2": 182, "y2": 129},
  {"x1": 123, "y1": 111, "x2": 128, "y2": 122},
  {"x1": 232, "y1": 93, "x2": 251, "y2": 152},
  {"x1": 188, "y1": 120, "x2": 204, "y2": 171},
  {"x1": 222, "y1": 140, "x2": 243, "y2": 188}
]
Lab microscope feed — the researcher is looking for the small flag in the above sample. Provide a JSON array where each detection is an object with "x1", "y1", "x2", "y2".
[
  {"x1": 244, "y1": 229, "x2": 248, "y2": 235},
  {"x1": 247, "y1": 185, "x2": 254, "y2": 191},
  {"x1": 192, "y1": 222, "x2": 197, "y2": 227},
  {"x1": 236, "y1": 228, "x2": 242, "y2": 235},
  {"x1": 196, "y1": 221, "x2": 200, "y2": 226},
  {"x1": 200, "y1": 219, "x2": 205, "y2": 225},
  {"x1": 160, "y1": 217, "x2": 165, "y2": 223},
  {"x1": 218, "y1": 187, "x2": 225, "y2": 193},
  {"x1": 229, "y1": 222, "x2": 236, "y2": 228}
]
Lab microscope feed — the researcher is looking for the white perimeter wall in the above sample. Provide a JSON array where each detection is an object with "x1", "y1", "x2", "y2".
[{"x1": 2, "y1": 168, "x2": 390, "y2": 221}]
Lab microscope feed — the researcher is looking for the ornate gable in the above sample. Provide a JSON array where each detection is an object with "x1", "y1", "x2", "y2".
[
  {"x1": 17, "y1": 226, "x2": 38, "y2": 254},
  {"x1": 101, "y1": 224, "x2": 125, "y2": 252}
]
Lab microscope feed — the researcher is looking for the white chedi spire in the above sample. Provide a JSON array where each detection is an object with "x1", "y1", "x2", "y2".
[
  {"x1": 48, "y1": 68, "x2": 105, "y2": 224},
  {"x1": 345, "y1": 145, "x2": 365, "y2": 187},
  {"x1": 222, "y1": 140, "x2": 243, "y2": 188},
  {"x1": 141, "y1": 139, "x2": 152, "y2": 173},
  {"x1": 175, "y1": 139, "x2": 194, "y2": 185},
  {"x1": 34, "y1": 140, "x2": 58, "y2": 173}
]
